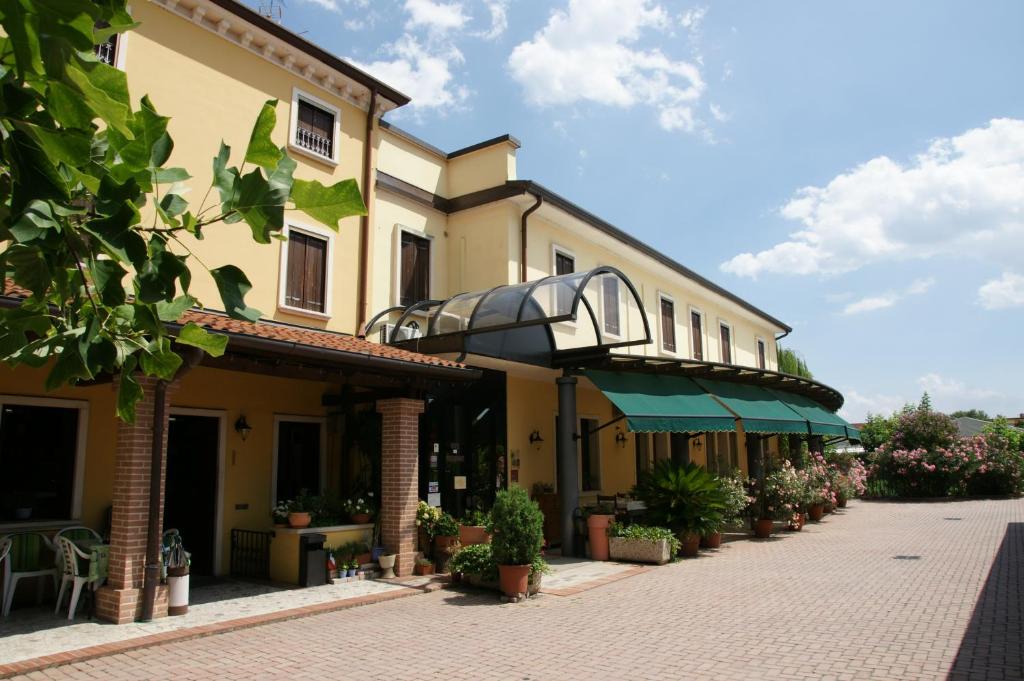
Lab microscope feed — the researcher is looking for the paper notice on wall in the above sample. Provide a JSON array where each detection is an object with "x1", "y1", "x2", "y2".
[
  {"x1": 453, "y1": 475, "x2": 467, "y2": 490},
  {"x1": 428, "y1": 481, "x2": 439, "y2": 494},
  {"x1": 427, "y1": 493, "x2": 441, "y2": 507}
]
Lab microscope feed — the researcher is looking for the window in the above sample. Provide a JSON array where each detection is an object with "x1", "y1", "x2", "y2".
[
  {"x1": 95, "y1": 34, "x2": 118, "y2": 66},
  {"x1": 0, "y1": 401, "x2": 84, "y2": 522},
  {"x1": 757, "y1": 338, "x2": 767, "y2": 370},
  {"x1": 660, "y1": 297, "x2": 676, "y2": 352},
  {"x1": 554, "y1": 250, "x2": 575, "y2": 315},
  {"x1": 296, "y1": 100, "x2": 335, "y2": 158},
  {"x1": 602, "y1": 277, "x2": 620, "y2": 336},
  {"x1": 704, "y1": 432, "x2": 738, "y2": 476},
  {"x1": 580, "y1": 417, "x2": 600, "y2": 491},
  {"x1": 274, "y1": 419, "x2": 323, "y2": 503},
  {"x1": 720, "y1": 323, "x2": 732, "y2": 364},
  {"x1": 690, "y1": 310, "x2": 703, "y2": 360},
  {"x1": 400, "y1": 231, "x2": 431, "y2": 306},
  {"x1": 284, "y1": 229, "x2": 328, "y2": 313}
]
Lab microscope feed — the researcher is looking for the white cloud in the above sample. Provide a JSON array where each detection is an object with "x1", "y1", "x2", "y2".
[
  {"x1": 709, "y1": 102, "x2": 729, "y2": 123},
  {"x1": 353, "y1": 36, "x2": 467, "y2": 110},
  {"x1": 679, "y1": 6, "x2": 707, "y2": 33},
  {"x1": 840, "y1": 277, "x2": 935, "y2": 315},
  {"x1": 918, "y1": 373, "x2": 1001, "y2": 400},
  {"x1": 978, "y1": 271, "x2": 1024, "y2": 309},
  {"x1": 839, "y1": 389, "x2": 907, "y2": 422},
  {"x1": 474, "y1": 0, "x2": 509, "y2": 40},
  {"x1": 298, "y1": 0, "x2": 340, "y2": 11},
  {"x1": 404, "y1": 0, "x2": 468, "y2": 32},
  {"x1": 721, "y1": 118, "x2": 1024, "y2": 279},
  {"x1": 508, "y1": 0, "x2": 705, "y2": 133}
]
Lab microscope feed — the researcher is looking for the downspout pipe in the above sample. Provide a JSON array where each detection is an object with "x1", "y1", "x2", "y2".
[
  {"x1": 139, "y1": 378, "x2": 167, "y2": 622},
  {"x1": 356, "y1": 88, "x2": 379, "y2": 338},
  {"x1": 520, "y1": 193, "x2": 543, "y2": 283}
]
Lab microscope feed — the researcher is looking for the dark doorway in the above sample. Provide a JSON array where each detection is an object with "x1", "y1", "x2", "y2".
[{"x1": 165, "y1": 414, "x2": 220, "y2": 576}]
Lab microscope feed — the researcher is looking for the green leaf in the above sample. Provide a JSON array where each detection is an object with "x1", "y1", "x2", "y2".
[
  {"x1": 153, "y1": 167, "x2": 191, "y2": 183},
  {"x1": 64, "y1": 60, "x2": 133, "y2": 139},
  {"x1": 0, "y1": 307, "x2": 52, "y2": 360},
  {"x1": 137, "y1": 237, "x2": 189, "y2": 303},
  {"x1": 210, "y1": 265, "x2": 262, "y2": 322},
  {"x1": 47, "y1": 81, "x2": 97, "y2": 130},
  {"x1": 244, "y1": 100, "x2": 283, "y2": 169},
  {"x1": 234, "y1": 168, "x2": 283, "y2": 243},
  {"x1": 139, "y1": 338, "x2": 182, "y2": 380},
  {"x1": 289, "y1": 178, "x2": 366, "y2": 230},
  {"x1": 175, "y1": 322, "x2": 228, "y2": 357},
  {"x1": 212, "y1": 142, "x2": 236, "y2": 204},
  {"x1": 17, "y1": 122, "x2": 92, "y2": 168},
  {"x1": 155, "y1": 294, "x2": 196, "y2": 322},
  {"x1": 10, "y1": 201, "x2": 60, "y2": 243},
  {"x1": 5, "y1": 244, "x2": 50, "y2": 297},
  {"x1": 159, "y1": 190, "x2": 188, "y2": 218},
  {"x1": 82, "y1": 201, "x2": 146, "y2": 267},
  {"x1": 6, "y1": 129, "x2": 70, "y2": 209},
  {"x1": 106, "y1": 95, "x2": 170, "y2": 171},
  {"x1": 90, "y1": 258, "x2": 127, "y2": 306},
  {"x1": 116, "y1": 359, "x2": 143, "y2": 423},
  {"x1": 45, "y1": 344, "x2": 94, "y2": 390},
  {"x1": 0, "y1": 0, "x2": 45, "y2": 80}
]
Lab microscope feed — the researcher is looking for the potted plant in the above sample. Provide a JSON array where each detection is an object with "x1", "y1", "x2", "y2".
[
  {"x1": 585, "y1": 502, "x2": 616, "y2": 561},
  {"x1": 633, "y1": 461, "x2": 726, "y2": 557},
  {"x1": 345, "y1": 495, "x2": 374, "y2": 525},
  {"x1": 489, "y1": 487, "x2": 545, "y2": 598},
  {"x1": 448, "y1": 543, "x2": 548, "y2": 596},
  {"x1": 414, "y1": 557, "x2": 434, "y2": 576},
  {"x1": 758, "y1": 462, "x2": 803, "y2": 537},
  {"x1": 459, "y1": 509, "x2": 492, "y2": 546},
  {"x1": 271, "y1": 500, "x2": 291, "y2": 528},
  {"x1": 607, "y1": 523, "x2": 680, "y2": 564},
  {"x1": 287, "y1": 493, "x2": 313, "y2": 529},
  {"x1": 702, "y1": 471, "x2": 750, "y2": 548},
  {"x1": 416, "y1": 501, "x2": 441, "y2": 558},
  {"x1": 432, "y1": 512, "x2": 461, "y2": 554},
  {"x1": 346, "y1": 560, "x2": 358, "y2": 578}
]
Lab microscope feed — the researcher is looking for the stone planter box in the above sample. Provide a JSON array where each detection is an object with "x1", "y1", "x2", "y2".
[{"x1": 608, "y1": 537, "x2": 671, "y2": 565}]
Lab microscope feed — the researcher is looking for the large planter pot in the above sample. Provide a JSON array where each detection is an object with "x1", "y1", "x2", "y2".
[
  {"x1": 458, "y1": 525, "x2": 492, "y2": 546},
  {"x1": 754, "y1": 518, "x2": 774, "y2": 539},
  {"x1": 837, "y1": 496, "x2": 848, "y2": 509},
  {"x1": 808, "y1": 503, "x2": 825, "y2": 522},
  {"x1": 351, "y1": 513, "x2": 372, "y2": 524},
  {"x1": 823, "y1": 502, "x2": 834, "y2": 514},
  {"x1": 700, "y1": 531, "x2": 722, "y2": 549},
  {"x1": 378, "y1": 554, "x2": 396, "y2": 579},
  {"x1": 498, "y1": 564, "x2": 531, "y2": 597},
  {"x1": 414, "y1": 562, "x2": 433, "y2": 576},
  {"x1": 678, "y1": 531, "x2": 700, "y2": 558},
  {"x1": 788, "y1": 513, "x2": 806, "y2": 531},
  {"x1": 287, "y1": 511, "x2": 311, "y2": 528},
  {"x1": 466, "y1": 570, "x2": 542, "y2": 597},
  {"x1": 434, "y1": 534, "x2": 459, "y2": 554},
  {"x1": 587, "y1": 514, "x2": 615, "y2": 561},
  {"x1": 608, "y1": 537, "x2": 672, "y2": 565}
]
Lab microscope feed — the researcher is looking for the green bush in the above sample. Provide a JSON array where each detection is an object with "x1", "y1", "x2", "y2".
[
  {"x1": 632, "y1": 461, "x2": 726, "y2": 535},
  {"x1": 433, "y1": 512, "x2": 460, "y2": 537},
  {"x1": 607, "y1": 523, "x2": 681, "y2": 554},
  {"x1": 488, "y1": 487, "x2": 544, "y2": 566},
  {"x1": 461, "y1": 509, "x2": 491, "y2": 526}
]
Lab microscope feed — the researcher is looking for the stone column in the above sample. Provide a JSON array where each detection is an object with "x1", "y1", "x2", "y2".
[
  {"x1": 96, "y1": 376, "x2": 171, "y2": 624},
  {"x1": 377, "y1": 397, "x2": 424, "y2": 577},
  {"x1": 556, "y1": 376, "x2": 580, "y2": 558}
]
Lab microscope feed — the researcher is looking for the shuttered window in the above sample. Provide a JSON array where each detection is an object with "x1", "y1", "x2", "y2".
[
  {"x1": 660, "y1": 298, "x2": 675, "y2": 352},
  {"x1": 720, "y1": 324, "x2": 732, "y2": 364},
  {"x1": 295, "y1": 99, "x2": 335, "y2": 159},
  {"x1": 285, "y1": 230, "x2": 328, "y2": 313},
  {"x1": 603, "y1": 277, "x2": 620, "y2": 336},
  {"x1": 691, "y1": 311, "x2": 703, "y2": 360},
  {"x1": 555, "y1": 251, "x2": 574, "y2": 315},
  {"x1": 400, "y1": 232, "x2": 430, "y2": 306},
  {"x1": 757, "y1": 339, "x2": 767, "y2": 369}
]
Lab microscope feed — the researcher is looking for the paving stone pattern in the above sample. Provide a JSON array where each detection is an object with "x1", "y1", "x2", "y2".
[{"x1": 8, "y1": 498, "x2": 1022, "y2": 681}]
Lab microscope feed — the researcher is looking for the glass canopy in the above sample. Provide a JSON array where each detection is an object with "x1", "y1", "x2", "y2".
[{"x1": 365, "y1": 266, "x2": 652, "y2": 367}]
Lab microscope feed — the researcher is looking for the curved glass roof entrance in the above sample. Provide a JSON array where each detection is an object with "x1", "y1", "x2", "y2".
[{"x1": 365, "y1": 266, "x2": 652, "y2": 366}]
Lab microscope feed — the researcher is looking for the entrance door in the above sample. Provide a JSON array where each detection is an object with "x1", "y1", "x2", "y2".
[{"x1": 165, "y1": 414, "x2": 220, "y2": 576}]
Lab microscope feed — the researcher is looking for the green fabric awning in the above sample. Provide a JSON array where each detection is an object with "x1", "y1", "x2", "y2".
[
  {"x1": 693, "y1": 378, "x2": 811, "y2": 435},
  {"x1": 768, "y1": 389, "x2": 861, "y2": 440},
  {"x1": 586, "y1": 370, "x2": 737, "y2": 433}
]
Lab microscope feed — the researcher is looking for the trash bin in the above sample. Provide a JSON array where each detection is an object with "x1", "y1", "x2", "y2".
[
  {"x1": 298, "y1": 533, "x2": 327, "y2": 587},
  {"x1": 164, "y1": 534, "x2": 190, "y2": 616}
]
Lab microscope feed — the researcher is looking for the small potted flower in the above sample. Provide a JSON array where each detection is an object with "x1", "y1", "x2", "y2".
[
  {"x1": 345, "y1": 496, "x2": 374, "y2": 524},
  {"x1": 432, "y1": 511, "x2": 461, "y2": 555},
  {"x1": 271, "y1": 500, "x2": 291, "y2": 528},
  {"x1": 414, "y1": 557, "x2": 434, "y2": 576},
  {"x1": 287, "y1": 495, "x2": 312, "y2": 529},
  {"x1": 346, "y1": 559, "x2": 358, "y2": 578}
]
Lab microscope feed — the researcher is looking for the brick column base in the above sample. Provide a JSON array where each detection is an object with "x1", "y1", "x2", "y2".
[
  {"x1": 95, "y1": 585, "x2": 168, "y2": 625},
  {"x1": 377, "y1": 398, "x2": 424, "y2": 578}
]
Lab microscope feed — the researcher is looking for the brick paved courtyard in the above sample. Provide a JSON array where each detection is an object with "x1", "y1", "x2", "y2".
[{"x1": 6, "y1": 498, "x2": 1022, "y2": 681}]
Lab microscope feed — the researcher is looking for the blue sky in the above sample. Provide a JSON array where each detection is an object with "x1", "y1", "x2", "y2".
[{"x1": 246, "y1": 0, "x2": 1024, "y2": 421}]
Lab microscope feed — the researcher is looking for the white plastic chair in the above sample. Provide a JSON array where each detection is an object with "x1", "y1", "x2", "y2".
[
  {"x1": 53, "y1": 527, "x2": 102, "y2": 571},
  {"x1": 54, "y1": 536, "x2": 101, "y2": 620},
  {"x1": 1, "y1": 532, "x2": 59, "y2": 617}
]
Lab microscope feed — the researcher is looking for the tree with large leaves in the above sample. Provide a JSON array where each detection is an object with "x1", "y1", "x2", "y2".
[{"x1": 0, "y1": 0, "x2": 366, "y2": 420}]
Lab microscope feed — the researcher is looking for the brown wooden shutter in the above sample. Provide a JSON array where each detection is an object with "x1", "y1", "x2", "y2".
[
  {"x1": 757, "y1": 340, "x2": 766, "y2": 369},
  {"x1": 400, "y1": 233, "x2": 430, "y2": 306},
  {"x1": 296, "y1": 100, "x2": 334, "y2": 157},
  {"x1": 720, "y1": 324, "x2": 732, "y2": 364},
  {"x1": 660, "y1": 298, "x2": 675, "y2": 352},
  {"x1": 603, "y1": 278, "x2": 620, "y2": 336},
  {"x1": 690, "y1": 311, "x2": 703, "y2": 360},
  {"x1": 555, "y1": 252, "x2": 574, "y2": 314},
  {"x1": 303, "y1": 235, "x2": 327, "y2": 312},
  {"x1": 285, "y1": 232, "x2": 307, "y2": 308}
]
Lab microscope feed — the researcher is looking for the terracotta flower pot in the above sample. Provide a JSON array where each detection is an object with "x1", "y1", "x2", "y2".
[
  {"x1": 823, "y1": 503, "x2": 834, "y2": 514},
  {"x1": 699, "y1": 531, "x2": 722, "y2": 549},
  {"x1": 837, "y1": 497, "x2": 848, "y2": 509},
  {"x1": 458, "y1": 524, "x2": 492, "y2": 546},
  {"x1": 414, "y1": 562, "x2": 434, "y2": 576},
  {"x1": 587, "y1": 514, "x2": 615, "y2": 561},
  {"x1": 355, "y1": 552, "x2": 371, "y2": 565},
  {"x1": 287, "y1": 511, "x2": 311, "y2": 528},
  {"x1": 679, "y1": 531, "x2": 700, "y2": 557},
  {"x1": 351, "y1": 513, "x2": 371, "y2": 524},
  {"x1": 498, "y1": 564, "x2": 531, "y2": 597},
  {"x1": 434, "y1": 534, "x2": 459, "y2": 554},
  {"x1": 808, "y1": 503, "x2": 825, "y2": 522},
  {"x1": 754, "y1": 518, "x2": 774, "y2": 539}
]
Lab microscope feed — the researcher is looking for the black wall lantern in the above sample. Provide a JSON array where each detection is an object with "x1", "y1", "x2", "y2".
[
  {"x1": 234, "y1": 415, "x2": 252, "y2": 441},
  {"x1": 528, "y1": 429, "x2": 544, "y2": 449}
]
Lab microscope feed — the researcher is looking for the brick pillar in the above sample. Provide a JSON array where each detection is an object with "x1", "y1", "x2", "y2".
[
  {"x1": 96, "y1": 376, "x2": 171, "y2": 624},
  {"x1": 376, "y1": 397, "x2": 424, "y2": 577}
]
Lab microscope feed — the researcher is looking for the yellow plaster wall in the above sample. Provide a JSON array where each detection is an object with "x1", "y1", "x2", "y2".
[
  {"x1": 446, "y1": 203, "x2": 517, "y2": 295},
  {"x1": 269, "y1": 526, "x2": 371, "y2": 584},
  {"x1": 377, "y1": 130, "x2": 447, "y2": 197},
  {"x1": 125, "y1": 3, "x2": 369, "y2": 334},
  {"x1": 447, "y1": 144, "x2": 517, "y2": 196}
]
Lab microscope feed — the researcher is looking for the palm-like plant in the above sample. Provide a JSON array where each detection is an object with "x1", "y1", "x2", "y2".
[{"x1": 633, "y1": 461, "x2": 728, "y2": 536}]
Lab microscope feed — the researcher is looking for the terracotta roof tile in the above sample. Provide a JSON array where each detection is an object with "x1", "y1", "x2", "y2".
[{"x1": 2, "y1": 280, "x2": 464, "y2": 370}]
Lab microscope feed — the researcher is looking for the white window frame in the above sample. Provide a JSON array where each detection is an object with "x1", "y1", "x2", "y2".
[
  {"x1": 168, "y1": 407, "x2": 227, "y2": 576},
  {"x1": 288, "y1": 87, "x2": 341, "y2": 166},
  {"x1": 688, "y1": 305, "x2": 705, "y2": 361},
  {"x1": 0, "y1": 395, "x2": 89, "y2": 526},
  {"x1": 392, "y1": 225, "x2": 435, "y2": 309},
  {"x1": 598, "y1": 271, "x2": 623, "y2": 341},
  {"x1": 550, "y1": 244, "x2": 577, "y2": 326},
  {"x1": 718, "y1": 319, "x2": 735, "y2": 365},
  {"x1": 657, "y1": 291, "x2": 678, "y2": 356},
  {"x1": 755, "y1": 336, "x2": 768, "y2": 370},
  {"x1": 277, "y1": 220, "x2": 335, "y2": 320},
  {"x1": 270, "y1": 415, "x2": 328, "y2": 508}
]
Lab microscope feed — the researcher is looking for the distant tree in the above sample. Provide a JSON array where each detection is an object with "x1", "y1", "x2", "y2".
[
  {"x1": 859, "y1": 412, "x2": 895, "y2": 452},
  {"x1": 777, "y1": 346, "x2": 813, "y2": 378},
  {"x1": 950, "y1": 409, "x2": 991, "y2": 420},
  {"x1": 919, "y1": 392, "x2": 933, "y2": 411}
]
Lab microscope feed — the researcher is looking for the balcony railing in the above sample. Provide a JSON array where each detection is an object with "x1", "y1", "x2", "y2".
[
  {"x1": 295, "y1": 127, "x2": 333, "y2": 159},
  {"x1": 95, "y1": 37, "x2": 116, "y2": 66}
]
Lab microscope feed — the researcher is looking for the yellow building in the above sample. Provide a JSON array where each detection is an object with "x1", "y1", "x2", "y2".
[{"x1": 0, "y1": 0, "x2": 857, "y2": 623}]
